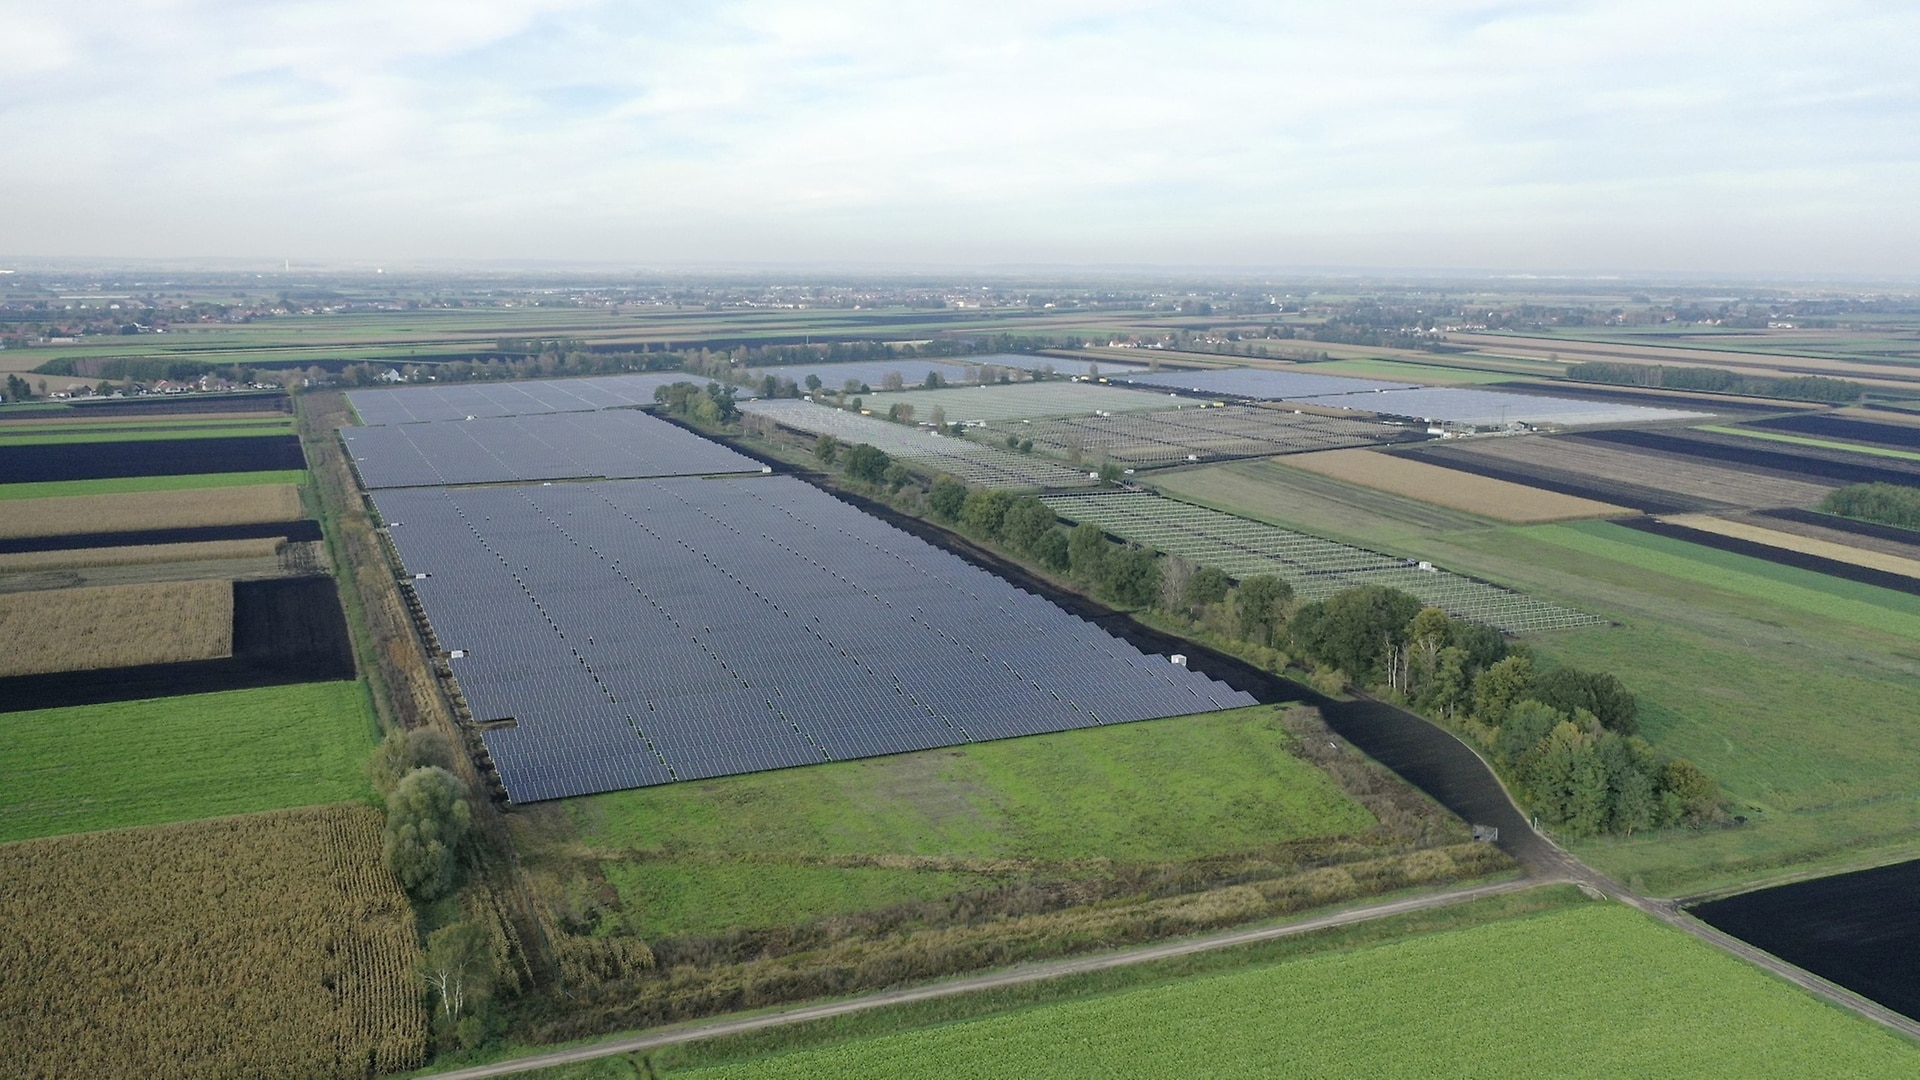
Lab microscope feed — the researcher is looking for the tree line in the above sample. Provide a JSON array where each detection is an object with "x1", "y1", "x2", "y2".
[
  {"x1": 1567, "y1": 361, "x2": 1864, "y2": 404},
  {"x1": 1821, "y1": 482, "x2": 1920, "y2": 531}
]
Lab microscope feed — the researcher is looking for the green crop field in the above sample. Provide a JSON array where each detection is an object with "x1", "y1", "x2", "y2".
[
  {"x1": 1703, "y1": 424, "x2": 1920, "y2": 463},
  {"x1": 565, "y1": 706, "x2": 1376, "y2": 938},
  {"x1": 0, "y1": 423, "x2": 293, "y2": 446},
  {"x1": 665, "y1": 904, "x2": 1918, "y2": 1079},
  {"x1": 0, "y1": 681, "x2": 377, "y2": 842},
  {"x1": 0, "y1": 469, "x2": 308, "y2": 500}
]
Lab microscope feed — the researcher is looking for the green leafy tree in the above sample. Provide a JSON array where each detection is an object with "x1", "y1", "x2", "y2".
[
  {"x1": 422, "y1": 921, "x2": 495, "y2": 1033},
  {"x1": 1417, "y1": 645, "x2": 1473, "y2": 718},
  {"x1": 382, "y1": 766, "x2": 472, "y2": 900},
  {"x1": 1234, "y1": 575, "x2": 1293, "y2": 646},
  {"x1": 804, "y1": 373, "x2": 822, "y2": 391},
  {"x1": 1031, "y1": 529, "x2": 1070, "y2": 572},
  {"x1": 1531, "y1": 666, "x2": 1639, "y2": 735},
  {"x1": 1067, "y1": 522, "x2": 1108, "y2": 579},
  {"x1": 1100, "y1": 546, "x2": 1162, "y2": 607},
  {"x1": 814, "y1": 434, "x2": 841, "y2": 464},
  {"x1": 843, "y1": 443, "x2": 891, "y2": 484},
  {"x1": 1290, "y1": 585, "x2": 1416, "y2": 683},
  {"x1": 927, "y1": 475, "x2": 967, "y2": 520},
  {"x1": 1185, "y1": 567, "x2": 1231, "y2": 607},
  {"x1": 1097, "y1": 461, "x2": 1124, "y2": 485},
  {"x1": 883, "y1": 462, "x2": 913, "y2": 490},
  {"x1": 1000, "y1": 497, "x2": 1057, "y2": 552},
  {"x1": 367, "y1": 728, "x2": 458, "y2": 796},
  {"x1": 1472, "y1": 655, "x2": 1535, "y2": 724},
  {"x1": 960, "y1": 489, "x2": 1013, "y2": 538}
]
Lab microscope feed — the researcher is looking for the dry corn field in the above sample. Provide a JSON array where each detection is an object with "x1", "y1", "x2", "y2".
[
  {"x1": 1283, "y1": 448, "x2": 1634, "y2": 523},
  {"x1": 0, "y1": 579, "x2": 232, "y2": 676},
  {"x1": 0, "y1": 484, "x2": 303, "y2": 539},
  {"x1": 0, "y1": 804, "x2": 425, "y2": 1080},
  {"x1": 0, "y1": 537, "x2": 283, "y2": 572}
]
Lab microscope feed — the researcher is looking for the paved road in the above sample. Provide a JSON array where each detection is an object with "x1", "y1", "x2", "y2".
[
  {"x1": 418, "y1": 879, "x2": 1541, "y2": 1080},
  {"x1": 426, "y1": 693, "x2": 1920, "y2": 1077}
]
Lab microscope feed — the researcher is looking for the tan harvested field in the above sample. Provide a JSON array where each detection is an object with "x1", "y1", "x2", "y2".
[
  {"x1": 0, "y1": 484, "x2": 302, "y2": 539},
  {"x1": 0, "y1": 579, "x2": 232, "y2": 676},
  {"x1": 1284, "y1": 448, "x2": 1633, "y2": 523},
  {"x1": 0, "y1": 804, "x2": 426, "y2": 1080},
  {"x1": 0, "y1": 537, "x2": 282, "y2": 572},
  {"x1": 1450, "y1": 332, "x2": 1920, "y2": 389},
  {"x1": 1664, "y1": 514, "x2": 1920, "y2": 580},
  {"x1": 1443, "y1": 436, "x2": 1837, "y2": 509}
]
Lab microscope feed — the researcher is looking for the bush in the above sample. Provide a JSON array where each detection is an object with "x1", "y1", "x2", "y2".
[{"x1": 927, "y1": 475, "x2": 968, "y2": 520}]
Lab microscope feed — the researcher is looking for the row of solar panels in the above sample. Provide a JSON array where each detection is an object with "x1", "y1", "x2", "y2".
[
  {"x1": 347, "y1": 373, "x2": 704, "y2": 426},
  {"x1": 1110, "y1": 368, "x2": 1706, "y2": 426},
  {"x1": 342, "y1": 408, "x2": 762, "y2": 488},
  {"x1": 375, "y1": 476, "x2": 1255, "y2": 802}
]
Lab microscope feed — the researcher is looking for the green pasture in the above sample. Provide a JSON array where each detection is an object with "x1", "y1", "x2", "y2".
[
  {"x1": 0, "y1": 469, "x2": 308, "y2": 500},
  {"x1": 1704, "y1": 424, "x2": 1920, "y2": 462},
  {"x1": 569, "y1": 706, "x2": 1376, "y2": 938},
  {"x1": 665, "y1": 904, "x2": 1918, "y2": 1079},
  {"x1": 0, "y1": 681, "x2": 377, "y2": 843}
]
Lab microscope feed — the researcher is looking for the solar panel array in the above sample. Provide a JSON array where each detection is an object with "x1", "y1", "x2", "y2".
[
  {"x1": 965, "y1": 353, "x2": 1149, "y2": 378},
  {"x1": 992, "y1": 405, "x2": 1416, "y2": 466},
  {"x1": 744, "y1": 360, "x2": 977, "y2": 392},
  {"x1": 1292, "y1": 386, "x2": 1710, "y2": 427},
  {"x1": 852, "y1": 381, "x2": 1170, "y2": 424},
  {"x1": 740, "y1": 399, "x2": 1098, "y2": 489},
  {"x1": 348, "y1": 373, "x2": 708, "y2": 425},
  {"x1": 342, "y1": 408, "x2": 762, "y2": 488},
  {"x1": 1114, "y1": 368, "x2": 1416, "y2": 399},
  {"x1": 1043, "y1": 491, "x2": 1604, "y2": 634},
  {"x1": 375, "y1": 477, "x2": 1255, "y2": 802}
]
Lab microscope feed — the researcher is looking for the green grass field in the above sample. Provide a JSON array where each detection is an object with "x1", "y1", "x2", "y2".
[
  {"x1": 0, "y1": 423, "x2": 294, "y2": 446},
  {"x1": 0, "y1": 469, "x2": 308, "y2": 500},
  {"x1": 568, "y1": 706, "x2": 1376, "y2": 938},
  {"x1": 1704, "y1": 424, "x2": 1920, "y2": 462},
  {"x1": 665, "y1": 903, "x2": 1918, "y2": 1078},
  {"x1": 0, "y1": 681, "x2": 377, "y2": 842}
]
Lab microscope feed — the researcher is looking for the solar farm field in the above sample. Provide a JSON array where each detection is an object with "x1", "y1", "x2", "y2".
[
  {"x1": 0, "y1": 579, "x2": 233, "y2": 677},
  {"x1": 845, "y1": 379, "x2": 1168, "y2": 422},
  {"x1": 0, "y1": 804, "x2": 425, "y2": 1079},
  {"x1": 741, "y1": 398, "x2": 1096, "y2": 488},
  {"x1": 567, "y1": 705, "x2": 1378, "y2": 939},
  {"x1": 991, "y1": 404, "x2": 1414, "y2": 467},
  {"x1": 664, "y1": 904, "x2": 1920, "y2": 1079},
  {"x1": 1042, "y1": 491, "x2": 1601, "y2": 633},
  {"x1": 1285, "y1": 448, "x2": 1633, "y2": 523},
  {"x1": 376, "y1": 476, "x2": 1253, "y2": 802},
  {"x1": 346, "y1": 372, "x2": 697, "y2": 425},
  {"x1": 0, "y1": 681, "x2": 376, "y2": 842}
]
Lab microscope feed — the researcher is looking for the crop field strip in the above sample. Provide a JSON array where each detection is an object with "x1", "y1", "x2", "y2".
[
  {"x1": 375, "y1": 476, "x2": 1254, "y2": 803},
  {"x1": 741, "y1": 399, "x2": 1097, "y2": 489},
  {"x1": 1760, "y1": 506, "x2": 1920, "y2": 549},
  {"x1": 345, "y1": 372, "x2": 699, "y2": 425},
  {"x1": 0, "y1": 579, "x2": 233, "y2": 677},
  {"x1": 1573, "y1": 428, "x2": 1920, "y2": 488},
  {"x1": 1749, "y1": 411, "x2": 1920, "y2": 450},
  {"x1": 0, "y1": 483, "x2": 303, "y2": 539},
  {"x1": 0, "y1": 536, "x2": 282, "y2": 572},
  {"x1": 0, "y1": 804, "x2": 424, "y2": 1079},
  {"x1": 1041, "y1": 491, "x2": 1602, "y2": 633},
  {"x1": 1405, "y1": 435, "x2": 1837, "y2": 513},
  {"x1": 340, "y1": 408, "x2": 762, "y2": 489},
  {"x1": 1278, "y1": 448, "x2": 1634, "y2": 523},
  {"x1": 0, "y1": 518, "x2": 319, "y2": 555},
  {"x1": 839, "y1": 380, "x2": 1171, "y2": 423},
  {"x1": 0, "y1": 470, "x2": 308, "y2": 501},
  {"x1": 1621, "y1": 517, "x2": 1920, "y2": 597},
  {"x1": 990, "y1": 405, "x2": 1415, "y2": 466},
  {"x1": 0, "y1": 422, "x2": 293, "y2": 446}
]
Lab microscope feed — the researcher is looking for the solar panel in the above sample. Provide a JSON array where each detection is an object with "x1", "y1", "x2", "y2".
[
  {"x1": 347, "y1": 373, "x2": 713, "y2": 426},
  {"x1": 374, "y1": 474, "x2": 1256, "y2": 803},
  {"x1": 343, "y1": 408, "x2": 762, "y2": 488}
]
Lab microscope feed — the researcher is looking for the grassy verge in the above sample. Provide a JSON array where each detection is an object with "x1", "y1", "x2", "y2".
[
  {"x1": 567, "y1": 705, "x2": 1377, "y2": 938},
  {"x1": 653, "y1": 902, "x2": 1918, "y2": 1078},
  {"x1": 0, "y1": 681, "x2": 377, "y2": 842},
  {"x1": 0, "y1": 469, "x2": 307, "y2": 500}
]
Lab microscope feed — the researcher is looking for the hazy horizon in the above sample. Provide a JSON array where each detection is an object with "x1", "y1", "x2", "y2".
[{"x1": 6, "y1": 1, "x2": 1917, "y2": 276}]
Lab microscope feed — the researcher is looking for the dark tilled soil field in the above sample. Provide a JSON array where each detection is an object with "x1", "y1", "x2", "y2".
[
  {"x1": 0, "y1": 393, "x2": 292, "y2": 422},
  {"x1": 0, "y1": 575, "x2": 354, "y2": 712},
  {"x1": 1694, "y1": 858, "x2": 1920, "y2": 1023},
  {"x1": 0, "y1": 519, "x2": 321, "y2": 555},
  {"x1": 0, "y1": 434, "x2": 305, "y2": 482},
  {"x1": 1749, "y1": 412, "x2": 1920, "y2": 450},
  {"x1": 1617, "y1": 517, "x2": 1920, "y2": 597},
  {"x1": 1574, "y1": 429, "x2": 1920, "y2": 487}
]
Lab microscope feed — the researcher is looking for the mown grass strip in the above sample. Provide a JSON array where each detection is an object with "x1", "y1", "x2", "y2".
[
  {"x1": 0, "y1": 423, "x2": 294, "y2": 446},
  {"x1": 0, "y1": 469, "x2": 308, "y2": 500},
  {"x1": 663, "y1": 903, "x2": 1920, "y2": 1078},
  {"x1": 0, "y1": 681, "x2": 376, "y2": 842},
  {"x1": 1702, "y1": 424, "x2": 1920, "y2": 463},
  {"x1": 1525, "y1": 521, "x2": 1920, "y2": 635}
]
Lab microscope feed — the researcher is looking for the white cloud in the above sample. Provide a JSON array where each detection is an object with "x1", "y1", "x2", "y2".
[{"x1": 1, "y1": 0, "x2": 1916, "y2": 274}]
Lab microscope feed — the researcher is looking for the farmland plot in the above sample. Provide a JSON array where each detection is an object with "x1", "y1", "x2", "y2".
[
  {"x1": 1286, "y1": 448, "x2": 1632, "y2": 522},
  {"x1": 852, "y1": 380, "x2": 1168, "y2": 422},
  {"x1": 1413, "y1": 435, "x2": 1836, "y2": 512},
  {"x1": 993, "y1": 405, "x2": 1412, "y2": 467},
  {"x1": 0, "y1": 804, "x2": 425, "y2": 1080},
  {"x1": 0, "y1": 537, "x2": 282, "y2": 572},
  {"x1": 0, "y1": 579, "x2": 232, "y2": 676},
  {"x1": 1042, "y1": 491, "x2": 1601, "y2": 633},
  {"x1": 0, "y1": 483, "x2": 303, "y2": 539}
]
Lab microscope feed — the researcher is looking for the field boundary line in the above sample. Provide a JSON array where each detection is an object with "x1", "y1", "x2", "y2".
[{"x1": 412, "y1": 879, "x2": 1541, "y2": 1080}]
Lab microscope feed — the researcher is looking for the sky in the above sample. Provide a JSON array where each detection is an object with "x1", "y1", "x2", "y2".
[{"x1": 3, "y1": 1, "x2": 1918, "y2": 276}]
